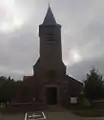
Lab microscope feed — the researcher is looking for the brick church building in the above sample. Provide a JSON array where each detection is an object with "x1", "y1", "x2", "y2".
[{"x1": 17, "y1": 6, "x2": 83, "y2": 107}]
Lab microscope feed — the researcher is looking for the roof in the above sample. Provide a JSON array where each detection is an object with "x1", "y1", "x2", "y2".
[
  {"x1": 43, "y1": 6, "x2": 57, "y2": 25},
  {"x1": 66, "y1": 75, "x2": 83, "y2": 85},
  {"x1": 33, "y1": 58, "x2": 40, "y2": 70}
]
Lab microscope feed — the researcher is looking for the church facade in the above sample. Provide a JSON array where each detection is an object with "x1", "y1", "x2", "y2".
[{"x1": 19, "y1": 6, "x2": 83, "y2": 106}]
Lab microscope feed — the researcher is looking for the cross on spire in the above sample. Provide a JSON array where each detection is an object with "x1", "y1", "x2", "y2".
[{"x1": 48, "y1": 0, "x2": 50, "y2": 7}]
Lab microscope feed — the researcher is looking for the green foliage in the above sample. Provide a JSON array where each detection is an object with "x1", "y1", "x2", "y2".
[
  {"x1": 82, "y1": 98, "x2": 92, "y2": 108},
  {"x1": 0, "y1": 76, "x2": 22, "y2": 102},
  {"x1": 84, "y1": 68, "x2": 104, "y2": 100}
]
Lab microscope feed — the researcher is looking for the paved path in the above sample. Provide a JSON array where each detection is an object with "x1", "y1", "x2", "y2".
[
  {"x1": 45, "y1": 111, "x2": 81, "y2": 120},
  {"x1": 0, "y1": 112, "x2": 80, "y2": 120},
  {"x1": 1, "y1": 106, "x2": 104, "y2": 120},
  {"x1": 0, "y1": 113, "x2": 24, "y2": 120},
  {"x1": 81, "y1": 117, "x2": 104, "y2": 120},
  {"x1": 0, "y1": 111, "x2": 80, "y2": 120},
  {"x1": 1, "y1": 112, "x2": 104, "y2": 120}
]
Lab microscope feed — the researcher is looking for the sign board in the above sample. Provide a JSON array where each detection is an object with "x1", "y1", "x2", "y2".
[
  {"x1": 70, "y1": 97, "x2": 77, "y2": 104},
  {"x1": 25, "y1": 111, "x2": 46, "y2": 120}
]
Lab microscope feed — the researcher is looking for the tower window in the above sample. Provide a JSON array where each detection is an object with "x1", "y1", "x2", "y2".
[{"x1": 46, "y1": 33, "x2": 53, "y2": 41}]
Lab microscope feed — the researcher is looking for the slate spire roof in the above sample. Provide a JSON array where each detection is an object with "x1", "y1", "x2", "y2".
[{"x1": 43, "y1": 6, "x2": 57, "y2": 25}]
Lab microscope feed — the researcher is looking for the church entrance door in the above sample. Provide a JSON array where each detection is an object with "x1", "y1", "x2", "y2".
[{"x1": 46, "y1": 87, "x2": 57, "y2": 105}]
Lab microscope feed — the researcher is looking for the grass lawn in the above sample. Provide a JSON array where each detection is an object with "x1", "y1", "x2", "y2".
[{"x1": 72, "y1": 109, "x2": 104, "y2": 117}]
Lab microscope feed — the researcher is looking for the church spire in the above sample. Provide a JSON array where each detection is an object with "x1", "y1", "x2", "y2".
[{"x1": 43, "y1": 6, "x2": 57, "y2": 25}]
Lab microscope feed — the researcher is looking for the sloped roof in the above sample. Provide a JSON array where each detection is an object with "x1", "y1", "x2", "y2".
[
  {"x1": 66, "y1": 75, "x2": 83, "y2": 85},
  {"x1": 43, "y1": 6, "x2": 57, "y2": 25},
  {"x1": 33, "y1": 58, "x2": 40, "y2": 70}
]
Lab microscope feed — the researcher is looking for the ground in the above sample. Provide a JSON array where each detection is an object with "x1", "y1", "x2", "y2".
[
  {"x1": 0, "y1": 106, "x2": 104, "y2": 120},
  {"x1": 0, "y1": 112, "x2": 80, "y2": 120},
  {"x1": 72, "y1": 109, "x2": 104, "y2": 117},
  {"x1": 1, "y1": 112, "x2": 104, "y2": 120},
  {"x1": 0, "y1": 106, "x2": 80, "y2": 120}
]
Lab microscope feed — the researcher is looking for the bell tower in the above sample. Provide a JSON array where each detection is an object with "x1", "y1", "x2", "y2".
[{"x1": 38, "y1": 6, "x2": 66, "y2": 75}]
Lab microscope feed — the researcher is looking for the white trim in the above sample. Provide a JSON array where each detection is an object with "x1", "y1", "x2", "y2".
[
  {"x1": 42, "y1": 112, "x2": 46, "y2": 119},
  {"x1": 24, "y1": 112, "x2": 27, "y2": 120}
]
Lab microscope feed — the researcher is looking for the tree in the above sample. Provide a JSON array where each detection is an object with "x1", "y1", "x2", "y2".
[
  {"x1": 84, "y1": 67, "x2": 104, "y2": 100},
  {"x1": 0, "y1": 76, "x2": 23, "y2": 102}
]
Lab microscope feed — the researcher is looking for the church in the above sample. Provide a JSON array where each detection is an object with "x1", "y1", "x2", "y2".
[{"x1": 18, "y1": 6, "x2": 83, "y2": 107}]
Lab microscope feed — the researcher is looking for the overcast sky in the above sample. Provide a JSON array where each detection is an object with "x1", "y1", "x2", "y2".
[{"x1": 0, "y1": 0, "x2": 104, "y2": 81}]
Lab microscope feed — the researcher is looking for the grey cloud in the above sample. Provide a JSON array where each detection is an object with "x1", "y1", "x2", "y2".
[
  {"x1": 67, "y1": 56, "x2": 104, "y2": 81},
  {"x1": 0, "y1": 0, "x2": 104, "y2": 80}
]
